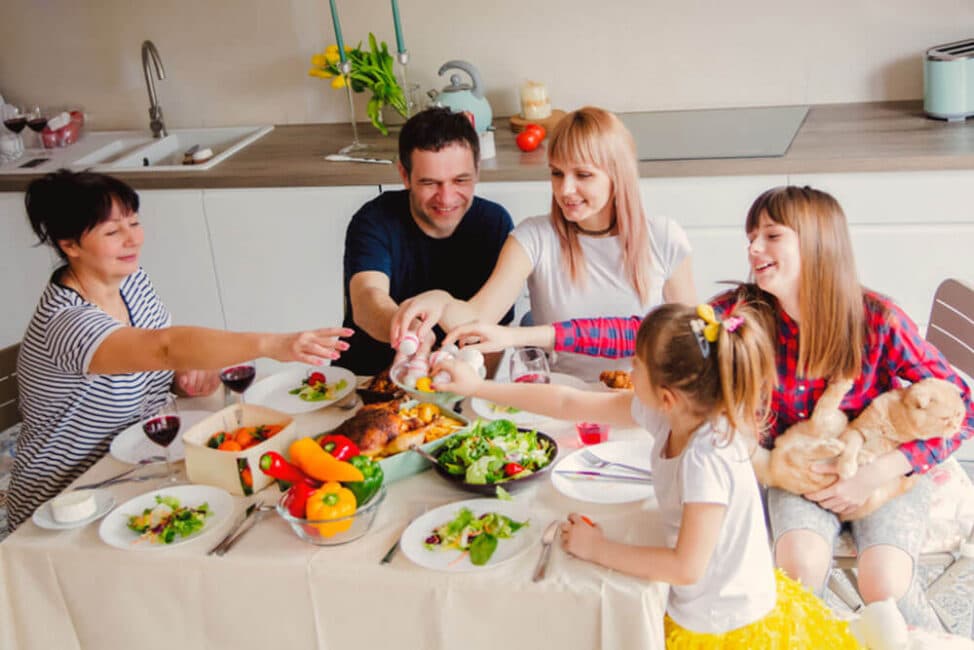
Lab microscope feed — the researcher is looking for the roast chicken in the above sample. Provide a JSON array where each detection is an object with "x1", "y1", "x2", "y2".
[{"x1": 331, "y1": 399, "x2": 428, "y2": 457}]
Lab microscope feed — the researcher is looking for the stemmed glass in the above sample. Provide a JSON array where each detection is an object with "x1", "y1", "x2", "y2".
[
  {"x1": 141, "y1": 393, "x2": 182, "y2": 483},
  {"x1": 220, "y1": 360, "x2": 256, "y2": 422},
  {"x1": 0, "y1": 105, "x2": 27, "y2": 163},
  {"x1": 509, "y1": 347, "x2": 551, "y2": 384},
  {"x1": 25, "y1": 106, "x2": 49, "y2": 148}
]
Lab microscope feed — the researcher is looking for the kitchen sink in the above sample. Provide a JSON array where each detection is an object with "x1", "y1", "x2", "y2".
[{"x1": 98, "y1": 125, "x2": 274, "y2": 171}]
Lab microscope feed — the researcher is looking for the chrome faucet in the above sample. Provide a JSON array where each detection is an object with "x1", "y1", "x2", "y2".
[{"x1": 141, "y1": 40, "x2": 167, "y2": 138}]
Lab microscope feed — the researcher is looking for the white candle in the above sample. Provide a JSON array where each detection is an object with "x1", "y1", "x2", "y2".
[{"x1": 520, "y1": 80, "x2": 551, "y2": 120}]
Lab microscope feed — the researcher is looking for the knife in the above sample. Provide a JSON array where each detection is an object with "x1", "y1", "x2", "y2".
[
  {"x1": 208, "y1": 503, "x2": 257, "y2": 555},
  {"x1": 555, "y1": 470, "x2": 653, "y2": 484},
  {"x1": 532, "y1": 521, "x2": 560, "y2": 582},
  {"x1": 215, "y1": 505, "x2": 270, "y2": 556}
]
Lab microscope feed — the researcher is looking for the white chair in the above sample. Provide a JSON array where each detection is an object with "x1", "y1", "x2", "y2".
[{"x1": 828, "y1": 279, "x2": 974, "y2": 628}]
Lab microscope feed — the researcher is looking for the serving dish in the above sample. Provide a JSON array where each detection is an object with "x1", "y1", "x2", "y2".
[{"x1": 276, "y1": 484, "x2": 386, "y2": 546}]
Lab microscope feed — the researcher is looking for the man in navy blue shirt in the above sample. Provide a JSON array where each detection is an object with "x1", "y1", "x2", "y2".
[{"x1": 341, "y1": 108, "x2": 514, "y2": 375}]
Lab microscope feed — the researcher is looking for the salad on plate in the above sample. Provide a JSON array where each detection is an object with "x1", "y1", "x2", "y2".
[
  {"x1": 289, "y1": 371, "x2": 348, "y2": 402},
  {"x1": 436, "y1": 419, "x2": 554, "y2": 485},
  {"x1": 126, "y1": 495, "x2": 211, "y2": 544},
  {"x1": 424, "y1": 506, "x2": 528, "y2": 565}
]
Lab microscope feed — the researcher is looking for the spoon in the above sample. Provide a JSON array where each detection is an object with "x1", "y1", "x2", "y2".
[
  {"x1": 532, "y1": 520, "x2": 561, "y2": 582},
  {"x1": 409, "y1": 445, "x2": 440, "y2": 466}
]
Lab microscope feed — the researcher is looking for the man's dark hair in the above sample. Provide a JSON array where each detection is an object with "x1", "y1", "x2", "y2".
[
  {"x1": 398, "y1": 107, "x2": 480, "y2": 176},
  {"x1": 25, "y1": 169, "x2": 140, "y2": 261}
]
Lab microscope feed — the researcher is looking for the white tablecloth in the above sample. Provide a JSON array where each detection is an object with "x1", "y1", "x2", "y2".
[{"x1": 0, "y1": 390, "x2": 668, "y2": 650}]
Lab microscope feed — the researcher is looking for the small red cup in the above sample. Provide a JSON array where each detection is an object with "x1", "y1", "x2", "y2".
[{"x1": 576, "y1": 422, "x2": 610, "y2": 446}]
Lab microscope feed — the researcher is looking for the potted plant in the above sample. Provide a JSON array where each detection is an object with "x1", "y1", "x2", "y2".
[{"x1": 309, "y1": 34, "x2": 409, "y2": 136}]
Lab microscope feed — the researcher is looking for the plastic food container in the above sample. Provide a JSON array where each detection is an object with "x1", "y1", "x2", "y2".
[
  {"x1": 41, "y1": 110, "x2": 84, "y2": 148},
  {"x1": 182, "y1": 404, "x2": 296, "y2": 496},
  {"x1": 276, "y1": 485, "x2": 386, "y2": 546}
]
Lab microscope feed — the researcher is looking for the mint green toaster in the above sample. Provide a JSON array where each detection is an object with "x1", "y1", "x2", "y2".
[{"x1": 924, "y1": 38, "x2": 974, "y2": 121}]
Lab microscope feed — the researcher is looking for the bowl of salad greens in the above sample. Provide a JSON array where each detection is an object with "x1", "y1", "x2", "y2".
[{"x1": 429, "y1": 418, "x2": 557, "y2": 496}]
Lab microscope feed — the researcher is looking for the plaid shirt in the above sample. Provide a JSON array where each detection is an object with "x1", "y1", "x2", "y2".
[{"x1": 553, "y1": 290, "x2": 974, "y2": 475}]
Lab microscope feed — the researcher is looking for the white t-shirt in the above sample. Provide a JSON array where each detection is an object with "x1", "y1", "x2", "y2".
[
  {"x1": 511, "y1": 214, "x2": 690, "y2": 381},
  {"x1": 631, "y1": 398, "x2": 777, "y2": 634},
  {"x1": 10, "y1": 268, "x2": 174, "y2": 529}
]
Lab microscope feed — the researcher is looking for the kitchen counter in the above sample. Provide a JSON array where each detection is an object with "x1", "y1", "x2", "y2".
[{"x1": 1, "y1": 100, "x2": 973, "y2": 192}]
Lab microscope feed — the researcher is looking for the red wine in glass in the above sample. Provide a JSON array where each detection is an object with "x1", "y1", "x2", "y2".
[
  {"x1": 220, "y1": 365, "x2": 256, "y2": 393},
  {"x1": 143, "y1": 415, "x2": 181, "y2": 447},
  {"x1": 3, "y1": 117, "x2": 27, "y2": 133},
  {"x1": 26, "y1": 117, "x2": 49, "y2": 133},
  {"x1": 513, "y1": 373, "x2": 551, "y2": 384}
]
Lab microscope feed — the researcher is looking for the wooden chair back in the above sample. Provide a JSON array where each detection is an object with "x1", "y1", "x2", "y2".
[
  {"x1": 926, "y1": 278, "x2": 974, "y2": 379},
  {"x1": 0, "y1": 343, "x2": 20, "y2": 431}
]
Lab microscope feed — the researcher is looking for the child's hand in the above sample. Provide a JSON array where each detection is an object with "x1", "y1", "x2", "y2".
[
  {"x1": 431, "y1": 357, "x2": 483, "y2": 396},
  {"x1": 560, "y1": 513, "x2": 603, "y2": 561}
]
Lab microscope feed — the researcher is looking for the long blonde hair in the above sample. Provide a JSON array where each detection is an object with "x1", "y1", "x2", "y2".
[
  {"x1": 635, "y1": 303, "x2": 775, "y2": 441},
  {"x1": 745, "y1": 186, "x2": 864, "y2": 379},
  {"x1": 547, "y1": 107, "x2": 652, "y2": 304}
]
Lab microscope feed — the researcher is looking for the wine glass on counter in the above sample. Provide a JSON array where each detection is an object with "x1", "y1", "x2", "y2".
[
  {"x1": 25, "y1": 106, "x2": 49, "y2": 148},
  {"x1": 1, "y1": 105, "x2": 27, "y2": 163},
  {"x1": 220, "y1": 360, "x2": 257, "y2": 417},
  {"x1": 141, "y1": 393, "x2": 182, "y2": 483},
  {"x1": 509, "y1": 347, "x2": 551, "y2": 384}
]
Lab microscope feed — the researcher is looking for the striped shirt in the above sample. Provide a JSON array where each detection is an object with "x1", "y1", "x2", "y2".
[{"x1": 9, "y1": 268, "x2": 173, "y2": 530}]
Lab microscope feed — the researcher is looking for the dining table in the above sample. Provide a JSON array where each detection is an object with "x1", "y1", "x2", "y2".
[{"x1": 0, "y1": 376, "x2": 668, "y2": 650}]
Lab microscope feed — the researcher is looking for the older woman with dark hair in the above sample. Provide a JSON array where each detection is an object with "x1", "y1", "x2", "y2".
[{"x1": 10, "y1": 169, "x2": 352, "y2": 530}]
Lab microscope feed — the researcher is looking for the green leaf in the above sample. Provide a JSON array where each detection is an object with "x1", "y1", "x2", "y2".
[
  {"x1": 469, "y1": 533, "x2": 498, "y2": 565},
  {"x1": 495, "y1": 485, "x2": 512, "y2": 501}
]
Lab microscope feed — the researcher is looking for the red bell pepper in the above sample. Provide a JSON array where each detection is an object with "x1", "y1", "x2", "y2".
[
  {"x1": 259, "y1": 451, "x2": 318, "y2": 486},
  {"x1": 286, "y1": 482, "x2": 317, "y2": 518},
  {"x1": 316, "y1": 434, "x2": 361, "y2": 461}
]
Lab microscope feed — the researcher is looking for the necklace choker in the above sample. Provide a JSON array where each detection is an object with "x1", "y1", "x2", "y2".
[{"x1": 575, "y1": 219, "x2": 616, "y2": 236}]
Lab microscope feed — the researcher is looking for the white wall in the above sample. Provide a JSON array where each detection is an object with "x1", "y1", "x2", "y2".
[{"x1": 0, "y1": 1, "x2": 971, "y2": 131}]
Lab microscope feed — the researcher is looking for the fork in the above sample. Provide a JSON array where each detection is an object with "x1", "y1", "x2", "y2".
[
  {"x1": 579, "y1": 449, "x2": 652, "y2": 477},
  {"x1": 74, "y1": 456, "x2": 166, "y2": 490}
]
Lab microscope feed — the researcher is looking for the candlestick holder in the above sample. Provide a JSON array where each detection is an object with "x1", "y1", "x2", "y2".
[{"x1": 338, "y1": 60, "x2": 371, "y2": 155}]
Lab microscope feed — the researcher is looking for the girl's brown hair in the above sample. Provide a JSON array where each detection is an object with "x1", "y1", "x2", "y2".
[
  {"x1": 635, "y1": 303, "x2": 776, "y2": 441},
  {"x1": 546, "y1": 106, "x2": 652, "y2": 304},
  {"x1": 745, "y1": 186, "x2": 863, "y2": 379}
]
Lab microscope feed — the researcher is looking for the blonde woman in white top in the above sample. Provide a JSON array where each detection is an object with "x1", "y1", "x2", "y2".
[{"x1": 390, "y1": 106, "x2": 696, "y2": 380}]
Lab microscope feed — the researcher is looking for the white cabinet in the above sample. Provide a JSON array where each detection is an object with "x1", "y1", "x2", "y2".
[
  {"x1": 789, "y1": 171, "x2": 974, "y2": 327},
  {"x1": 0, "y1": 192, "x2": 59, "y2": 348},
  {"x1": 204, "y1": 185, "x2": 380, "y2": 333},
  {"x1": 137, "y1": 190, "x2": 224, "y2": 330},
  {"x1": 640, "y1": 175, "x2": 788, "y2": 303}
]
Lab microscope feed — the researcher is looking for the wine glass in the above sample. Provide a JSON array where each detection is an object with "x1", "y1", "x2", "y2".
[
  {"x1": 0, "y1": 105, "x2": 26, "y2": 163},
  {"x1": 141, "y1": 393, "x2": 181, "y2": 483},
  {"x1": 220, "y1": 360, "x2": 257, "y2": 421},
  {"x1": 509, "y1": 347, "x2": 551, "y2": 384},
  {"x1": 25, "y1": 106, "x2": 49, "y2": 148}
]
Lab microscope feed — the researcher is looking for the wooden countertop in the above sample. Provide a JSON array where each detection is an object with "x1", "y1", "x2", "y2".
[{"x1": 2, "y1": 100, "x2": 974, "y2": 192}]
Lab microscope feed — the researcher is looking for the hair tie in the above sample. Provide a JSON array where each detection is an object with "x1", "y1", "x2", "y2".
[
  {"x1": 724, "y1": 316, "x2": 744, "y2": 333},
  {"x1": 695, "y1": 304, "x2": 720, "y2": 342},
  {"x1": 690, "y1": 319, "x2": 711, "y2": 358}
]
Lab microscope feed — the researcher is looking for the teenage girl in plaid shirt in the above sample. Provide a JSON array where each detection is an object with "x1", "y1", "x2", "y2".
[{"x1": 444, "y1": 186, "x2": 973, "y2": 628}]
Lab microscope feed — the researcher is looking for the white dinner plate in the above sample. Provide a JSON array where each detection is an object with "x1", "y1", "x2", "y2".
[
  {"x1": 98, "y1": 484, "x2": 233, "y2": 550},
  {"x1": 400, "y1": 498, "x2": 538, "y2": 572},
  {"x1": 469, "y1": 373, "x2": 590, "y2": 425},
  {"x1": 110, "y1": 409, "x2": 212, "y2": 464},
  {"x1": 32, "y1": 489, "x2": 115, "y2": 530},
  {"x1": 551, "y1": 440, "x2": 654, "y2": 504},
  {"x1": 244, "y1": 365, "x2": 356, "y2": 414}
]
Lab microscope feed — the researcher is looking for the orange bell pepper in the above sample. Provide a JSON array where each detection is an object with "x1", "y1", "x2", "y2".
[
  {"x1": 289, "y1": 437, "x2": 364, "y2": 483},
  {"x1": 305, "y1": 482, "x2": 356, "y2": 537}
]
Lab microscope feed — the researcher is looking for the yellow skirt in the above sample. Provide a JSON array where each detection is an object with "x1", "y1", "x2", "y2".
[{"x1": 663, "y1": 569, "x2": 862, "y2": 649}]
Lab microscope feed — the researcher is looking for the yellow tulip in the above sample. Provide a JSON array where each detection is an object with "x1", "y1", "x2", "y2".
[
  {"x1": 331, "y1": 75, "x2": 346, "y2": 89},
  {"x1": 311, "y1": 53, "x2": 328, "y2": 67},
  {"x1": 325, "y1": 50, "x2": 340, "y2": 65},
  {"x1": 308, "y1": 68, "x2": 331, "y2": 79},
  {"x1": 325, "y1": 44, "x2": 339, "y2": 55}
]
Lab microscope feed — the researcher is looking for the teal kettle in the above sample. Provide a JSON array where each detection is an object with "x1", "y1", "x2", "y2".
[{"x1": 432, "y1": 60, "x2": 492, "y2": 133}]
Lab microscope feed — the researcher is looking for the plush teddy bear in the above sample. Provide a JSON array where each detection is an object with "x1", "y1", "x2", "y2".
[{"x1": 751, "y1": 377, "x2": 966, "y2": 520}]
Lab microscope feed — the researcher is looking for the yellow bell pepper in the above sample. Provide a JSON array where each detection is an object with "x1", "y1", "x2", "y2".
[{"x1": 306, "y1": 482, "x2": 356, "y2": 537}]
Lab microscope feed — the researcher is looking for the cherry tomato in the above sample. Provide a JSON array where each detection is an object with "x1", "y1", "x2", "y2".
[
  {"x1": 524, "y1": 123, "x2": 546, "y2": 140},
  {"x1": 504, "y1": 462, "x2": 526, "y2": 476},
  {"x1": 515, "y1": 130, "x2": 541, "y2": 152},
  {"x1": 307, "y1": 371, "x2": 327, "y2": 387}
]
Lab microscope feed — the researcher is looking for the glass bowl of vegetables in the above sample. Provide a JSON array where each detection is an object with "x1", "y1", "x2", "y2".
[
  {"x1": 275, "y1": 483, "x2": 386, "y2": 546},
  {"x1": 428, "y1": 419, "x2": 558, "y2": 497}
]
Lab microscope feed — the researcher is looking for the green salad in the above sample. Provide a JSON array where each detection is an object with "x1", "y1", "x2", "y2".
[
  {"x1": 424, "y1": 507, "x2": 528, "y2": 565},
  {"x1": 436, "y1": 419, "x2": 554, "y2": 485},
  {"x1": 126, "y1": 495, "x2": 211, "y2": 544}
]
